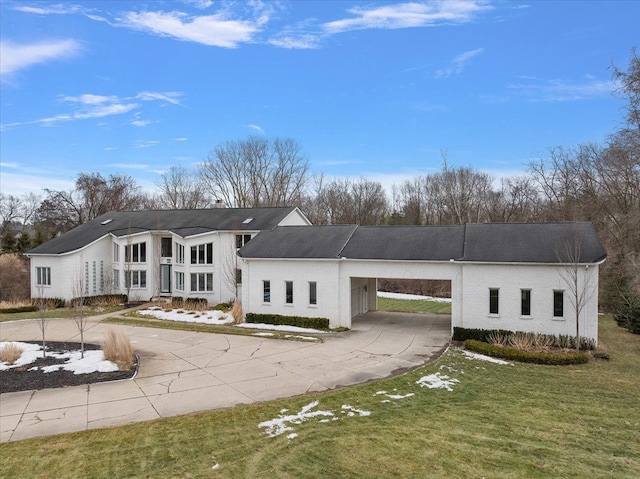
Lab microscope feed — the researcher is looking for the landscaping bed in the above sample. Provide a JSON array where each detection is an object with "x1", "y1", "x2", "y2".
[{"x1": 0, "y1": 341, "x2": 138, "y2": 394}]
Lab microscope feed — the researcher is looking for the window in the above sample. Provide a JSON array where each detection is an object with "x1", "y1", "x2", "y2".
[
  {"x1": 175, "y1": 272, "x2": 184, "y2": 291},
  {"x1": 85, "y1": 262, "x2": 89, "y2": 295},
  {"x1": 125, "y1": 270, "x2": 147, "y2": 289},
  {"x1": 309, "y1": 282, "x2": 317, "y2": 305},
  {"x1": 263, "y1": 280, "x2": 271, "y2": 303},
  {"x1": 285, "y1": 281, "x2": 293, "y2": 304},
  {"x1": 236, "y1": 234, "x2": 252, "y2": 249},
  {"x1": 92, "y1": 261, "x2": 97, "y2": 294},
  {"x1": 36, "y1": 267, "x2": 51, "y2": 286},
  {"x1": 161, "y1": 238, "x2": 172, "y2": 257},
  {"x1": 236, "y1": 268, "x2": 242, "y2": 285},
  {"x1": 553, "y1": 290, "x2": 564, "y2": 317},
  {"x1": 125, "y1": 242, "x2": 146, "y2": 263},
  {"x1": 521, "y1": 289, "x2": 532, "y2": 316},
  {"x1": 191, "y1": 243, "x2": 213, "y2": 264},
  {"x1": 191, "y1": 273, "x2": 213, "y2": 292},
  {"x1": 489, "y1": 288, "x2": 499, "y2": 315},
  {"x1": 113, "y1": 269, "x2": 119, "y2": 289},
  {"x1": 176, "y1": 243, "x2": 185, "y2": 264},
  {"x1": 113, "y1": 243, "x2": 120, "y2": 262},
  {"x1": 100, "y1": 261, "x2": 104, "y2": 292}
]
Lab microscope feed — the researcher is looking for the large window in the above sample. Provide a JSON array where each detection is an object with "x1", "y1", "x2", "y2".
[
  {"x1": 191, "y1": 243, "x2": 213, "y2": 265},
  {"x1": 236, "y1": 234, "x2": 252, "y2": 249},
  {"x1": 263, "y1": 280, "x2": 271, "y2": 303},
  {"x1": 125, "y1": 270, "x2": 147, "y2": 289},
  {"x1": 553, "y1": 290, "x2": 564, "y2": 317},
  {"x1": 36, "y1": 267, "x2": 51, "y2": 286},
  {"x1": 113, "y1": 269, "x2": 120, "y2": 289},
  {"x1": 521, "y1": 289, "x2": 532, "y2": 316},
  {"x1": 309, "y1": 282, "x2": 317, "y2": 305},
  {"x1": 175, "y1": 272, "x2": 184, "y2": 291},
  {"x1": 191, "y1": 273, "x2": 213, "y2": 292},
  {"x1": 176, "y1": 243, "x2": 185, "y2": 264},
  {"x1": 489, "y1": 288, "x2": 499, "y2": 315},
  {"x1": 113, "y1": 243, "x2": 119, "y2": 262},
  {"x1": 161, "y1": 238, "x2": 172, "y2": 257},
  {"x1": 285, "y1": 281, "x2": 293, "y2": 304},
  {"x1": 125, "y1": 242, "x2": 146, "y2": 263}
]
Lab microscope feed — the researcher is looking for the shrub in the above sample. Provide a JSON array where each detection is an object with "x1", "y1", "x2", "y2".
[
  {"x1": 453, "y1": 327, "x2": 595, "y2": 351},
  {"x1": 463, "y1": 340, "x2": 590, "y2": 365},
  {"x1": 172, "y1": 297, "x2": 208, "y2": 309},
  {"x1": 245, "y1": 313, "x2": 330, "y2": 330},
  {"x1": 231, "y1": 301, "x2": 243, "y2": 324},
  {"x1": 70, "y1": 294, "x2": 127, "y2": 307},
  {"x1": 213, "y1": 302, "x2": 232, "y2": 312},
  {"x1": 0, "y1": 342, "x2": 24, "y2": 365},
  {"x1": 453, "y1": 327, "x2": 513, "y2": 343},
  {"x1": 102, "y1": 328, "x2": 135, "y2": 370},
  {"x1": 31, "y1": 297, "x2": 66, "y2": 309},
  {"x1": 0, "y1": 305, "x2": 38, "y2": 314},
  {"x1": 510, "y1": 332, "x2": 535, "y2": 350},
  {"x1": 487, "y1": 331, "x2": 509, "y2": 346}
]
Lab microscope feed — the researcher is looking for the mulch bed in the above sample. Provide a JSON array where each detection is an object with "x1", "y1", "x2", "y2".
[{"x1": 0, "y1": 341, "x2": 138, "y2": 394}]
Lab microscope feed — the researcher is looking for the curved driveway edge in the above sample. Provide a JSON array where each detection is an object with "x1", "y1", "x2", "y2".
[{"x1": 0, "y1": 311, "x2": 450, "y2": 442}]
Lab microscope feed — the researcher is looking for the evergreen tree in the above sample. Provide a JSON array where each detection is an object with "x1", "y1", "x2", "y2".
[
  {"x1": 16, "y1": 231, "x2": 31, "y2": 253},
  {"x1": 1, "y1": 226, "x2": 17, "y2": 253}
]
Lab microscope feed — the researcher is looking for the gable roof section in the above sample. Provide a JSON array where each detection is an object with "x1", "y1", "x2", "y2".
[
  {"x1": 240, "y1": 222, "x2": 606, "y2": 264},
  {"x1": 28, "y1": 207, "x2": 301, "y2": 255},
  {"x1": 238, "y1": 225, "x2": 358, "y2": 259},
  {"x1": 461, "y1": 222, "x2": 607, "y2": 263}
]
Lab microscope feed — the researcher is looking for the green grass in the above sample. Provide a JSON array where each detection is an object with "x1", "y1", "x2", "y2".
[
  {"x1": 0, "y1": 306, "x2": 124, "y2": 323},
  {"x1": 1, "y1": 315, "x2": 639, "y2": 478},
  {"x1": 377, "y1": 295, "x2": 452, "y2": 314}
]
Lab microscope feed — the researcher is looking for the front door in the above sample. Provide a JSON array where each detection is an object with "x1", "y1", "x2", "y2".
[{"x1": 161, "y1": 265, "x2": 171, "y2": 294}]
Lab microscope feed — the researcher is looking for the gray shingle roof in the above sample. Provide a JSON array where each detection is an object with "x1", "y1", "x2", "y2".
[
  {"x1": 27, "y1": 207, "x2": 301, "y2": 255},
  {"x1": 239, "y1": 222, "x2": 606, "y2": 264},
  {"x1": 238, "y1": 225, "x2": 358, "y2": 259}
]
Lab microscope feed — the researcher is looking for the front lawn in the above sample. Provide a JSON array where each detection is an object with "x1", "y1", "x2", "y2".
[
  {"x1": 1, "y1": 315, "x2": 638, "y2": 478},
  {"x1": 0, "y1": 306, "x2": 124, "y2": 323},
  {"x1": 377, "y1": 295, "x2": 452, "y2": 314}
]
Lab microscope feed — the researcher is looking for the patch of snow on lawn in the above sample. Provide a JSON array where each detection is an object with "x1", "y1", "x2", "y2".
[
  {"x1": 138, "y1": 308, "x2": 233, "y2": 325},
  {"x1": 258, "y1": 400, "x2": 334, "y2": 438},
  {"x1": 237, "y1": 323, "x2": 326, "y2": 334},
  {"x1": 374, "y1": 389, "x2": 415, "y2": 400},
  {"x1": 284, "y1": 334, "x2": 319, "y2": 341},
  {"x1": 377, "y1": 291, "x2": 451, "y2": 303},
  {"x1": 416, "y1": 372, "x2": 459, "y2": 392},
  {"x1": 341, "y1": 405, "x2": 371, "y2": 417},
  {"x1": 252, "y1": 332, "x2": 275, "y2": 337},
  {"x1": 286, "y1": 433, "x2": 298, "y2": 440},
  {"x1": 0, "y1": 341, "x2": 119, "y2": 374},
  {"x1": 463, "y1": 350, "x2": 512, "y2": 365}
]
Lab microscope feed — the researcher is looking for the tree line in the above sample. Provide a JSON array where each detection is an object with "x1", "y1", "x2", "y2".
[{"x1": 1, "y1": 50, "x2": 638, "y2": 332}]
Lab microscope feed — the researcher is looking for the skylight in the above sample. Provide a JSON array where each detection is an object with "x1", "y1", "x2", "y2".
[
  {"x1": 100, "y1": 219, "x2": 113, "y2": 225},
  {"x1": 242, "y1": 218, "x2": 254, "y2": 224}
]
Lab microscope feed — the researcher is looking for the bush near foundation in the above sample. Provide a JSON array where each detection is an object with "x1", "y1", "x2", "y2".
[
  {"x1": 70, "y1": 294, "x2": 128, "y2": 307},
  {"x1": 171, "y1": 296, "x2": 208, "y2": 308},
  {"x1": 31, "y1": 297, "x2": 66, "y2": 309},
  {"x1": 453, "y1": 327, "x2": 596, "y2": 351},
  {"x1": 245, "y1": 313, "x2": 329, "y2": 330},
  {"x1": 1, "y1": 305, "x2": 37, "y2": 314},
  {"x1": 464, "y1": 339, "x2": 590, "y2": 365}
]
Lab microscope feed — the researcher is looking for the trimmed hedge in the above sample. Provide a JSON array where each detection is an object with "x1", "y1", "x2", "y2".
[
  {"x1": 70, "y1": 294, "x2": 128, "y2": 306},
  {"x1": 453, "y1": 327, "x2": 513, "y2": 343},
  {"x1": 463, "y1": 339, "x2": 590, "y2": 365},
  {"x1": 245, "y1": 313, "x2": 330, "y2": 330},
  {"x1": 31, "y1": 297, "x2": 66, "y2": 309},
  {"x1": 0, "y1": 305, "x2": 38, "y2": 314}
]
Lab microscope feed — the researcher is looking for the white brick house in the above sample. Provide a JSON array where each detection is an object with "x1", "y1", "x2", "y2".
[
  {"x1": 26, "y1": 207, "x2": 311, "y2": 305},
  {"x1": 239, "y1": 223, "x2": 606, "y2": 343}
]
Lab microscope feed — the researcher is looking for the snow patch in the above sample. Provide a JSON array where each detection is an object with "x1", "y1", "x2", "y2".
[
  {"x1": 463, "y1": 350, "x2": 512, "y2": 365},
  {"x1": 237, "y1": 323, "x2": 326, "y2": 334},
  {"x1": 416, "y1": 372, "x2": 459, "y2": 392},
  {"x1": 374, "y1": 390, "x2": 415, "y2": 400},
  {"x1": 138, "y1": 308, "x2": 233, "y2": 325},
  {"x1": 341, "y1": 404, "x2": 371, "y2": 417},
  {"x1": 377, "y1": 291, "x2": 451, "y2": 303},
  {"x1": 258, "y1": 401, "x2": 334, "y2": 438}
]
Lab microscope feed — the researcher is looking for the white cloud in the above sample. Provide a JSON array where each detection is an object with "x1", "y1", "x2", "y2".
[
  {"x1": 108, "y1": 163, "x2": 150, "y2": 169},
  {"x1": 0, "y1": 162, "x2": 20, "y2": 169},
  {"x1": 435, "y1": 48, "x2": 484, "y2": 78},
  {"x1": 268, "y1": 35, "x2": 322, "y2": 49},
  {"x1": 323, "y1": 1, "x2": 492, "y2": 34},
  {"x1": 0, "y1": 39, "x2": 81, "y2": 77},
  {"x1": 136, "y1": 91, "x2": 183, "y2": 105},
  {"x1": 103, "y1": 147, "x2": 117, "y2": 151},
  {"x1": 131, "y1": 119, "x2": 151, "y2": 127},
  {"x1": 183, "y1": 0, "x2": 214, "y2": 9},
  {"x1": 12, "y1": 4, "x2": 83, "y2": 15},
  {"x1": 175, "y1": 137, "x2": 189, "y2": 141},
  {"x1": 0, "y1": 172, "x2": 75, "y2": 196},
  {"x1": 62, "y1": 93, "x2": 118, "y2": 105},
  {"x1": 134, "y1": 140, "x2": 160, "y2": 149},
  {"x1": 507, "y1": 76, "x2": 614, "y2": 102},
  {"x1": 121, "y1": 10, "x2": 261, "y2": 48},
  {"x1": 246, "y1": 124, "x2": 265, "y2": 134}
]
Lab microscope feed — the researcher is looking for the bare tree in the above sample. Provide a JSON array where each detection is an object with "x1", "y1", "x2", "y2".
[
  {"x1": 35, "y1": 284, "x2": 49, "y2": 358},
  {"x1": 72, "y1": 259, "x2": 88, "y2": 358},
  {"x1": 155, "y1": 165, "x2": 212, "y2": 209},
  {"x1": 558, "y1": 235, "x2": 597, "y2": 351},
  {"x1": 200, "y1": 136, "x2": 309, "y2": 207}
]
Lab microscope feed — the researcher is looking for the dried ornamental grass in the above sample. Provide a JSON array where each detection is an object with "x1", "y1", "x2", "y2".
[
  {"x1": 231, "y1": 301, "x2": 243, "y2": 324},
  {"x1": 509, "y1": 332, "x2": 535, "y2": 351},
  {"x1": 0, "y1": 342, "x2": 24, "y2": 365},
  {"x1": 102, "y1": 328, "x2": 135, "y2": 370}
]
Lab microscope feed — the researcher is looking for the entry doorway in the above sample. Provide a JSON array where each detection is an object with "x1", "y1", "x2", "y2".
[{"x1": 161, "y1": 265, "x2": 172, "y2": 294}]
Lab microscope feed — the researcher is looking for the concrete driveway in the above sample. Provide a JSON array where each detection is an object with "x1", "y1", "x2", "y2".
[{"x1": 0, "y1": 311, "x2": 450, "y2": 442}]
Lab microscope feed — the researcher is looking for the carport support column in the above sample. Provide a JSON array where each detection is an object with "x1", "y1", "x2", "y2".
[
  {"x1": 450, "y1": 263, "x2": 464, "y2": 335},
  {"x1": 368, "y1": 278, "x2": 377, "y2": 312}
]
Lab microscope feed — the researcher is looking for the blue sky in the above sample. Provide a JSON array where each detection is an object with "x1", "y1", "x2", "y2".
[{"x1": 1, "y1": 0, "x2": 638, "y2": 196}]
